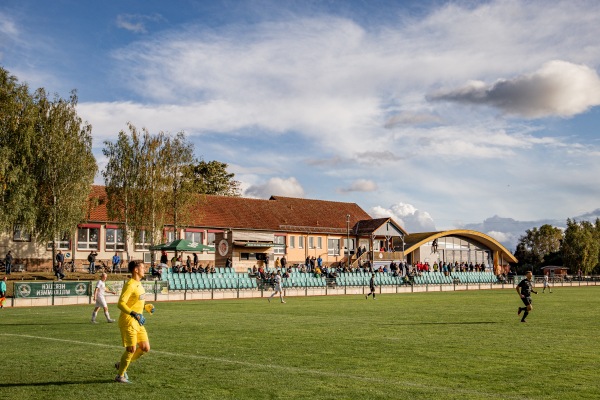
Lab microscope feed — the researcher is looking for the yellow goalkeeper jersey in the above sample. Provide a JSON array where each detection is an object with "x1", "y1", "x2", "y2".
[{"x1": 118, "y1": 278, "x2": 146, "y2": 326}]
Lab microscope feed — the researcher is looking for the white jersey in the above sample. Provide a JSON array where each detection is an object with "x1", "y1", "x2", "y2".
[
  {"x1": 274, "y1": 274, "x2": 282, "y2": 291},
  {"x1": 95, "y1": 280, "x2": 108, "y2": 307}
]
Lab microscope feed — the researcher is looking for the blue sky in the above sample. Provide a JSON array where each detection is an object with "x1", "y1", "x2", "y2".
[{"x1": 2, "y1": 0, "x2": 600, "y2": 250}]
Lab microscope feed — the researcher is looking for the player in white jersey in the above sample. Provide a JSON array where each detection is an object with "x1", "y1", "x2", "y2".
[
  {"x1": 92, "y1": 273, "x2": 116, "y2": 323},
  {"x1": 268, "y1": 270, "x2": 285, "y2": 303},
  {"x1": 542, "y1": 274, "x2": 552, "y2": 293}
]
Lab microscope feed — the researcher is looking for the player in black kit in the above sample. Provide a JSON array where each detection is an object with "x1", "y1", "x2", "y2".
[{"x1": 516, "y1": 271, "x2": 537, "y2": 323}]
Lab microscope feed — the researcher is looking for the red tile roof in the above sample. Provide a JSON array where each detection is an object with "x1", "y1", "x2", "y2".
[{"x1": 87, "y1": 186, "x2": 373, "y2": 234}]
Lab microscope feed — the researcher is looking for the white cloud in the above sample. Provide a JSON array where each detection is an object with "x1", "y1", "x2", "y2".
[
  {"x1": 370, "y1": 203, "x2": 436, "y2": 233},
  {"x1": 338, "y1": 179, "x2": 377, "y2": 193},
  {"x1": 244, "y1": 177, "x2": 305, "y2": 199},
  {"x1": 115, "y1": 14, "x2": 164, "y2": 34},
  {"x1": 428, "y1": 60, "x2": 600, "y2": 118}
]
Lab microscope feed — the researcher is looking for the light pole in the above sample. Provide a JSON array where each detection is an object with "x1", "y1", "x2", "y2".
[{"x1": 346, "y1": 214, "x2": 350, "y2": 267}]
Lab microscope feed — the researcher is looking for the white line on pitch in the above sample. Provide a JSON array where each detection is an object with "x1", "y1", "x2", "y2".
[{"x1": 0, "y1": 333, "x2": 521, "y2": 399}]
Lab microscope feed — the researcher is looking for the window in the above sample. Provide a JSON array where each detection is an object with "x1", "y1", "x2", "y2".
[
  {"x1": 165, "y1": 230, "x2": 176, "y2": 242},
  {"x1": 308, "y1": 236, "x2": 315, "y2": 249},
  {"x1": 78, "y1": 227, "x2": 99, "y2": 250},
  {"x1": 299, "y1": 236, "x2": 304, "y2": 249},
  {"x1": 274, "y1": 235, "x2": 286, "y2": 255},
  {"x1": 47, "y1": 233, "x2": 71, "y2": 250},
  {"x1": 13, "y1": 225, "x2": 31, "y2": 242},
  {"x1": 185, "y1": 231, "x2": 203, "y2": 244},
  {"x1": 105, "y1": 228, "x2": 125, "y2": 251},
  {"x1": 289, "y1": 236, "x2": 295, "y2": 249},
  {"x1": 207, "y1": 232, "x2": 216, "y2": 252},
  {"x1": 328, "y1": 239, "x2": 340, "y2": 256},
  {"x1": 317, "y1": 237, "x2": 322, "y2": 249},
  {"x1": 135, "y1": 231, "x2": 151, "y2": 251}
]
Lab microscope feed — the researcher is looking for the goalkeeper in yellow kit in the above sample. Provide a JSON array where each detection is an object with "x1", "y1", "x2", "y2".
[{"x1": 114, "y1": 260, "x2": 154, "y2": 383}]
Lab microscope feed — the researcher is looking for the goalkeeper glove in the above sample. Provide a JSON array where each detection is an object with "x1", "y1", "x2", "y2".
[
  {"x1": 144, "y1": 303, "x2": 155, "y2": 314},
  {"x1": 130, "y1": 311, "x2": 146, "y2": 326}
]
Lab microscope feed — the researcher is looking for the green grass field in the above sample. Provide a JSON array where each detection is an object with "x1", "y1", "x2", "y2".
[{"x1": 1, "y1": 287, "x2": 599, "y2": 399}]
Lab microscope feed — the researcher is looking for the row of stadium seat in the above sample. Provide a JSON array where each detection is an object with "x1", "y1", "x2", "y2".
[{"x1": 164, "y1": 270, "x2": 502, "y2": 291}]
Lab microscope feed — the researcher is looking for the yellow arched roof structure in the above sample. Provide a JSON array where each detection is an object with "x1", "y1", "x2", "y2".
[{"x1": 403, "y1": 229, "x2": 517, "y2": 267}]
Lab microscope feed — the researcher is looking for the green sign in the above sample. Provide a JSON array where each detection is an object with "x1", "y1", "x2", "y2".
[{"x1": 15, "y1": 282, "x2": 90, "y2": 298}]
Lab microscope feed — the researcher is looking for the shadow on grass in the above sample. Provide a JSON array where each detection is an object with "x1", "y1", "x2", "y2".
[
  {"x1": 0, "y1": 379, "x2": 114, "y2": 387},
  {"x1": 0, "y1": 322, "x2": 97, "y2": 326}
]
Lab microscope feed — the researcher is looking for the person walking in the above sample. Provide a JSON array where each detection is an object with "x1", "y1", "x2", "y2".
[
  {"x1": 91, "y1": 273, "x2": 116, "y2": 323},
  {"x1": 114, "y1": 260, "x2": 153, "y2": 383},
  {"x1": 268, "y1": 270, "x2": 285, "y2": 303},
  {"x1": 54, "y1": 250, "x2": 65, "y2": 281},
  {"x1": 366, "y1": 273, "x2": 377, "y2": 300},
  {"x1": 5, "y1": 251, "x2": 13, "y2": 275},
  {"x1": 0, "y1": 276, "x2": 7, "y2": 308},
  {"x1": 542, "y1": 274, "x2": 552, "y2": 293},
  {"x1": 516, "y1": 271, "x2": 538, "y2": 323}
]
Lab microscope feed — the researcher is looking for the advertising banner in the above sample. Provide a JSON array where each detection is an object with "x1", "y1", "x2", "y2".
[{"x1": 14, "y1": 282, "x2": 90, "y2": 298}]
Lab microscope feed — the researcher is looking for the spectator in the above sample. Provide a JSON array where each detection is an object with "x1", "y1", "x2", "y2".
[
  {"x1": 275, "y1": 257, "x2": 281, "y2": 270},
  {"x1": 0, "y1": 276, "x2": 7, "y2": 308},
  {"x1": 280, "y1": 256, "x2": 287, "y2": 270},
  {"x1": 112, "y1": 252, "x2": 121, "y2": 273},
  {"x1": 186, "y1": 255, "x2": 192, "y2": 271},
  {"x1": 5, "y1": 251, "x2": 13, "y2": 275},
  {"x1": 55, "y1": 250, "x2": 65, "y2": 281},
  {"x1": 225, "y1": 257, "x2": 232, "y2": 270},
  {"x1": 88, "y1": 251, "x2": 98, "y2": 274},
  {"x1": 193, "y1": 253, "x2": 198, "y2": 268},
  {"x1": 160, "y1": 251, "x2": 168, "y2": 265}
]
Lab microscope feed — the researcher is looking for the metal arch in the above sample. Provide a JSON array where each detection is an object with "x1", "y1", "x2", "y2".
[{"x1": 403, "y1": 229, "x2": 517, "y2": 264}]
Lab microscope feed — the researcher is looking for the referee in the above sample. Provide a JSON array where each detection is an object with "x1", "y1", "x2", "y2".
[{"x1": 516, "y1": 271, "x2": 537, "y2": 323}]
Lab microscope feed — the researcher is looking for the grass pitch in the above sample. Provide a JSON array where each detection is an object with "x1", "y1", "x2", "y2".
[{"x1": 1, "y1": 287, "x2": 599, "y2": 399}]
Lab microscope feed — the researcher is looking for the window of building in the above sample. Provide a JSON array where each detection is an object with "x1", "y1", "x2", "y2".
[
  {"x1": 47, "y1": 233, "x2": 71, "y2": 250},
  {"x1": 134, "y1": 231, "x2": 151, "y2": 251},
  {"x1": 78, "y1": 227, "x2": 99, "y2": 250},
  {"x1": 274, "y1": 235, "x2": 286, "y2": 255},
  {"x1": 308, "y1": 236, "x2": 315, "y2": 249},
  {"x1": 317, "y1": 237, "x2": 322, "y2": 249},
  {"x1": 328, "y1": 239, "x2": 340, "y2": 256},
  {"x1": 164, "y1": 230, "x2": 176, "y2": 242},
  {"x1": 185, "y1": 231, "x2": 203, "y2": 244},
  {"x1": 106, "y1": 228, "x2": 125, "y2": 251},
  {"x1": 289, "y1": 236, "x2": 295, "y2": 249},
  {"x1": 299, "y1": 236, "x2": 304, "y2": 249},
  {"x1": 12, "y1": 225, "x2": 31, "y2": 242}
]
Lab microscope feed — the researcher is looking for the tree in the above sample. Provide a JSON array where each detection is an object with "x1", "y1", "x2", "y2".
[
  {"x1": 514, "y1": 224, "x2": 563, "y2": 271},
  {"x1": 0, "y1": 67, "x2": 38, "y2": 234},
  {"x1": 562, "y1": 219, "x2": 600, "y2": 274},
  {"x1": 162, "y1": 132, "x2": 198, "y2": 242},
  {"x1": 103, "y1": 123, "x2": 170, "y2": 262},
  {"x1": 32, "y1": 89, "x2": 97, "y2": 265},
  {"x1": 189, "y1": 160, "x2": 240, "y2": 196}
]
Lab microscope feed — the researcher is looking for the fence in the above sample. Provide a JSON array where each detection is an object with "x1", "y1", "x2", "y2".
[{"x1": 5, "y1": 274, "x2": 600, "y2": 308}]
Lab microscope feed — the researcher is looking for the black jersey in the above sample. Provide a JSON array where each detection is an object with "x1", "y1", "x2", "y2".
[{"x1": 517, "y1": 278, "x2": 534, "y2": 297}]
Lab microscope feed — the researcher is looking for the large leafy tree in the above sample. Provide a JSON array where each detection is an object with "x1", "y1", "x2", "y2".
[
  {"x1": 0, "y1": 67, "x2": 37, "y2": 234},
  {"x1": 162, "y1": 132, "x2": 199, "y2": 242},
  {"x1": 32, "y1": 89, "x2": 97, "y2": 264},
  {"x1": 188, "y1": 160, "x2": 240, "y2": 196},
  {"x1": 1, "y1": 67, "x2": 96, "y2": 265},
  {"x1": 562, "y1": 219, "x2": 600, "y2": 274},
  {"x1": 514, "y1": 224, "x2": 563, "y2": 270},
  {"x1": 103, "y1": 124, "x2": 169, "y2": 262}
]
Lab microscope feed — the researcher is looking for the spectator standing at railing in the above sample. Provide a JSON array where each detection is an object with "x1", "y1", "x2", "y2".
[
  {"x1": 0, "y1": 276, "x2": 7, "y2": 308},
  {"x1": 112, "y1": 252, "x2": 121, "y2": 273},
  {"x1": 280, "y1": 256, "x2": 287, "y2": 270},
  {"x1": 88, "y1": 251, "x2": 98, "y2": 274},
  {"x1": 4, "y1": 251, "x2": 13, "y2": 275}
]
